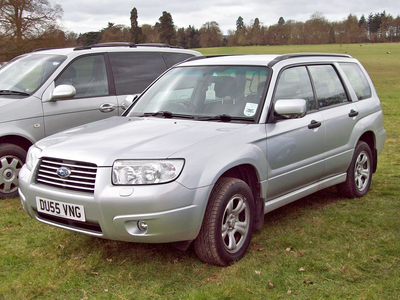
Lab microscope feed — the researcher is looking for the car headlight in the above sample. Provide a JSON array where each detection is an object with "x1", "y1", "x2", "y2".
[
  {"x1": 26, "y1": 145, "x2": 42, "y2": 171},
  {"x1": 112, "y1": 159, "x2": 184, "y2": 185}
]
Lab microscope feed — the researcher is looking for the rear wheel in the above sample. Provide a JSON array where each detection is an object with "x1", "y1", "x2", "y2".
[
  {"x1": 337, "y1": 141, "x2": 373, "y2": 198},
  {"x1": 194, "y1": 177, "x2": 254, "y2": 266},
  {"x1": 0, "y1": 143, "x2": 26, "y2": 199}
]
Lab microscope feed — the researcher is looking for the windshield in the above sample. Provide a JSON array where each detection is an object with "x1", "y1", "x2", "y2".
[
  {"x1": 128, "y1": 65, "x2": 270, "y2": 122},
  {"x1": 0, "y1": 53, "x2": 66, "y2": 95}
]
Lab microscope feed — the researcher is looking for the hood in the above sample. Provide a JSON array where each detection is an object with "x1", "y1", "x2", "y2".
[{"x1": 37, "y1": 116, "x2": 247, "y2": 166}]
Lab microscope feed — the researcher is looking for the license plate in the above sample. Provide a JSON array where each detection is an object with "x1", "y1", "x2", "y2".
[{"x1": 36, "y1": 197, "x2": 86, "y2": 222}]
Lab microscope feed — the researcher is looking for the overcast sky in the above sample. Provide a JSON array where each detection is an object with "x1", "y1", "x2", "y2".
[{"x1": 60, "y1": 0, "x2": 399, "y2": 35}]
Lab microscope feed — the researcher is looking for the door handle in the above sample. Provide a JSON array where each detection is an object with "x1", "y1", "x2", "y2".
[
  {"x1": 99, "y1": 103, "x2": 116, "y2": 113},
  {"x1": 308, "y1": 120, "x2": 322, "y2": 129},
  {"x1": 348, "y1": 109, "x2": 359, "y2": 117}
]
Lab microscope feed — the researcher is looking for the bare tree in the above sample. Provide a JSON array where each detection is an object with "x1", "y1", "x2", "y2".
[{"x1": 0, "y1": 0, "x2": 63, "y2": 58}]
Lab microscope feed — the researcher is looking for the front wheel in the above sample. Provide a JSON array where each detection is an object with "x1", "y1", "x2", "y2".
[
  {"x1": 194, "y1": 177, "x2": 255, "y2": 266},
  {"x1": 0, "y1": 143, "x2": 26, "y2": 199},
  {"x1": 337, "y1": 141, "x2": 373, "y2": 198}
]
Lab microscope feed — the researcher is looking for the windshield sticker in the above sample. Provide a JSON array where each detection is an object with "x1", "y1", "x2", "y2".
[
  {"x1": 53, "y1": 62, "x2": 61, "y2": 66},
  {"x1": 244, "y1": 103, "x2": 258, "y2": 117}
]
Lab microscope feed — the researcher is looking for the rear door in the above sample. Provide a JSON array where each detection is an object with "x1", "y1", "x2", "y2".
[{"x1": 308, "y1": 64, "x2": 358, "y2": 178}]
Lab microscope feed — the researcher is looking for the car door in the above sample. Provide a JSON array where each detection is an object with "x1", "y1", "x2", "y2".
[
  {"x1": 42, "y1": 54, "x2": 119, "y2": 136},
  {"x1": 266, "y1": 66, "x2": 326, "y2": 200},
  {"x1": 307, "y1": 64, "x2": 358, "y2": 178}
]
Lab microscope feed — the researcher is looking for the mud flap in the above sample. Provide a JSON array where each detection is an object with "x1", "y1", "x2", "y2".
[{"x1": 253, "y1": 197, "x2": 265, "y2": 231}]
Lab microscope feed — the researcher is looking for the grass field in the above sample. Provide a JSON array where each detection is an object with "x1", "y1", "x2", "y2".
[{"x1": 1, "y1": 43, "x2": 399, "y2": 299}]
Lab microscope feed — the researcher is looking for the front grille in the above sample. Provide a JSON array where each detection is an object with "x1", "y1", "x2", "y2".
[{"x1": 36, "y1": 157, "x2": 97, "y2": 193}]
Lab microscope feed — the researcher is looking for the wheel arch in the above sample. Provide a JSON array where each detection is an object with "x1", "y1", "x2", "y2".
[
  {"x1": 358, "y1": 130, "x2": 377, "y2": 173},
  {"x1": 0, "y1": 135, "x2": 33, "y2": 154},
  {"x1": 219, "y1": 163, "x2": 265, "y2": 231},
  {"x1": 220, "y1": 164, "x2": 261, "y2": 201}
]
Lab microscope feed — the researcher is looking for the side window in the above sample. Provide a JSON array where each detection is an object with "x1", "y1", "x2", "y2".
[
  {"x1": 162, "y1": 52, "x2": 195, "y2": 68},
  {"x1": 55, "y1": 55, "x2": 109, "y2": 98},
  {"x1": 274, "y1": 66, "x2": 315, "y2": 111},
  {"x1": 339, "y1": 63, "x2": 372, "y2": 100},
  {"x1": 109, "y1": 52, "x2": 167, "y2": 95},
  {"x1": 308, "y1": 65, "x2": 349, "y2": 108}
]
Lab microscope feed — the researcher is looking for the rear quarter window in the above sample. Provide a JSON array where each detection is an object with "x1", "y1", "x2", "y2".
[
  {"x1": 339, "y1": 63, "x2": 372, "y2": 100},
  {"x1": 162, "y1": 53, "x2": 196, "y2": 68}
]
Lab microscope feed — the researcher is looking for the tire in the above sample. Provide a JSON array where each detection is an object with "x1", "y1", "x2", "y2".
[
  {"x1": 337, "y1": 141, "x2": 373, "y2": 198},
  {"x1": 0, "y1": 143, "x2": 26, "y2": 199},
  {"x1": 194, "y1": 177, "x2": 255, "y2": 266}
]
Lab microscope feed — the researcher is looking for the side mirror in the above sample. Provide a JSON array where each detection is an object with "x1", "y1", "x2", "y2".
[
  {"x1": 122, "y1": 94, "x2": 139, "y2": 110},
  {"x1": 274, "y1": 99, "x2": 307, "y2": 119},
  {"x1": 51, "y1": 84, "x2": 76, "y2": 100}
]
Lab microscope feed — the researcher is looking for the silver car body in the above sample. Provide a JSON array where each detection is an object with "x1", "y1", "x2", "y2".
[
  {"x1": 0, "y1": 44, "x2": 202, "y2": 198},
  {"x1": 19, "y1": 54, "x2": 385, "y2": 253}
]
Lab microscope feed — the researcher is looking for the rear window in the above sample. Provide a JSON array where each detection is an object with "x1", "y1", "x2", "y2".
[{"x1": 339, "y1": 63, "x2": 372, "y2": 100}]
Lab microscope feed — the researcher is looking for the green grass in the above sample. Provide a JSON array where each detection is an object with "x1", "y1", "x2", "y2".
[{"x1": 1, "y1": 43, "x2": 400, "y2": 299}]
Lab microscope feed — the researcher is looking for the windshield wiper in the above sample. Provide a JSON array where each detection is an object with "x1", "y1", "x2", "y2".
[
  {"x1": 0, "y1": 90, "x2": 30, "y2": 96},
  {"x1": 197, "y1": 114, "x2": 254, "y2": 123},
  {"x1": 141, "y1": 111, "x2": 195, "y2": 119},
  {"x1": 197, "y1": 114, "x2": 233, "y2": 122}
]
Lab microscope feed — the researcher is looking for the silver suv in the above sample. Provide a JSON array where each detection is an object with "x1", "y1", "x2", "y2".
[
  {"x1": 19, "y1": 53, "x2": 386, "y2": 266},
  {"x1": 0, "y1": 43, "x2": 201, "y2": 198}
]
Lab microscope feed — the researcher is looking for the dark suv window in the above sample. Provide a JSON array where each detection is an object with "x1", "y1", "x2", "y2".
[{"x1": 109, "y1": 52, "x2": 167, "y2": 95}]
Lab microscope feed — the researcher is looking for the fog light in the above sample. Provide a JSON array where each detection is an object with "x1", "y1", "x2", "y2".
[{"x1": 137, "y1": 220, "x2": 148, "y2": 232}]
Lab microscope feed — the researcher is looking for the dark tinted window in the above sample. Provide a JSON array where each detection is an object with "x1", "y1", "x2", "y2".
[
  {"x1": 109, "y1": 52, "x2": 167, "y2": 95},
  {"x1": 162, "y1": 52, "x2": 195, "y2": 68}
]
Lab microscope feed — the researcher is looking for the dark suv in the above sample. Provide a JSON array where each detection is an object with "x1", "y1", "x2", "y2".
[{"x1": 0, "y1": 43, "x2": 202, "y2": 198}]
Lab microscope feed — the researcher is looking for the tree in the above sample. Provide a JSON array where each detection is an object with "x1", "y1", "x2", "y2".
[
  {"x1": 0, "y1": 0, "x2": 63, "y2": 58},
  {"x1": 77, "y1": 31, "x2": 102, "y2": 46},
  {"x1": 100, "y1": 24, "x2": 131, "y2": 43},
  {"x1": 157, "y1": 11, "x2": 175, "y2": 44},
  {"x1": 199, "y1": 21, "x2": 223, "y2": 47},
  {"x1": 236, "y1": 16, "x2": 244, "y2": 30},
  {"x1": 130, "y1": 7, "x2": 145, "y2": 43}
]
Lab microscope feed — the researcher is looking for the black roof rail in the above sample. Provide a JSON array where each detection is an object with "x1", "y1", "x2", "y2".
[
  {"x1": 180, "y1": 54, "x2": 234, "y2": 63},
  {"x1": 74, "y1": 42, "x2": 137, "y2": 51},
  {"x1": 268, "y1": 52, "x2": 352, "y2": 67},
  {"x1": 136, "y1": 43, "x2": 183, "y2": 49}
]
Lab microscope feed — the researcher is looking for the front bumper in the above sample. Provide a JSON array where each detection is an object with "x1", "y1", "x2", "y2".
[{"x1": 19, "y1": 165, "x2": 210, "y2": 243}]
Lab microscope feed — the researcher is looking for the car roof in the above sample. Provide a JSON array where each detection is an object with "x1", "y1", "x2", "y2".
[{"x1": 29, "y1": 43, "x2": 202, "y2": 57}]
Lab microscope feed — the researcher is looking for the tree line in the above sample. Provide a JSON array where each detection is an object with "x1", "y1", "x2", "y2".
[{"x1": 1, "y1": 0, "x2": 400, "y2": 61}]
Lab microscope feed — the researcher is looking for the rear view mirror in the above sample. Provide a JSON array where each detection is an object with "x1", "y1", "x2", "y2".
[
  {"x1": 51, "y1": 84, "x2": 76, "y2": 100},
  {"x1": 274, "y1": 99, "x2": 307, "y2": 119}
]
